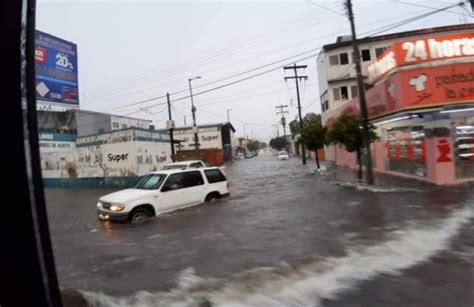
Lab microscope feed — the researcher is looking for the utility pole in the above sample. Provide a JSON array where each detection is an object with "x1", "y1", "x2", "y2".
[
  {"x1": 275, "y1": 104, "x2": 289, "y2": 137},
  {"x1": 243, "y1": 123, "x2": 248, "y2": 141},
  {"x1": 184, "y1": 116, "x2": 187, "y2": 127},
  {"x1": 284, "y1": 63, "x2": 307, "y2": 165},
  {"x1": 345, "y1": 0, "x2": 374, "y2": 184},
  {"x1": 188, "y1": 76, "x2": 201, "y2": 151},
  {"x1": 271, "y1": 124, "x2": 280, "y2": 138},
  {"x1": 227, "y1": 108, "x2": 232, "y2": 122},
  {"x1": 166, "y1": 93, "x2": 176, "y2": 161}
]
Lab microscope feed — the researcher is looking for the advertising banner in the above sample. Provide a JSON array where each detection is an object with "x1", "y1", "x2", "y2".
[
  {"x1": 35, "y1": 30, "x2": 79, "y2": 105},
  {"x1": 327, "y1": 62, "x2": 474, "y2": 124},
  {"x1": 368, "y1": 32, "x2": 474, "y2": 83}
]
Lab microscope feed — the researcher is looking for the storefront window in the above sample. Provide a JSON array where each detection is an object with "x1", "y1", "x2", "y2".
[
  {"x1": 452, "y1": 117, "x2": 474, "y2": 179},
  {"x1": 385, "y1": 126, "x2": 427, "y2": 177}
]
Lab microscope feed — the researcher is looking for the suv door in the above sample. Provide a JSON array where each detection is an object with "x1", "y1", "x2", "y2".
[
  {"x1": 159, "y1": 173, "x2": 188, "y2": 211},
  {"x1": 180, "y1": 170, "x2": 206, "y2": 206}
]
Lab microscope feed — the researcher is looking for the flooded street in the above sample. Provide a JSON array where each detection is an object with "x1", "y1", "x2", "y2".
[{"x1": 46, "y1": 152, "x2": 474, "y2": 306}]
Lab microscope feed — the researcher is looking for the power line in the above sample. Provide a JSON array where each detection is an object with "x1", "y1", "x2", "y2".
[
  {"x1": 306, "y1": 0, "x2": 347, "y2": 17},
  {"x1": 83, "y1": 8, "x2": 432, "y2": 111},
  {"x1": 82, "y1": 11, "x2": 326, "y2": 100},
  {"x1": 391, "y1": 0, "x2": 470, "y2": 17},
  {"x1": 74, "y1": 5, "x2": 459, "y2": 127}
]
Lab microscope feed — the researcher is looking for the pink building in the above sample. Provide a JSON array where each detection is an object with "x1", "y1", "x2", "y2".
[{"x1": 318, "y1": 25, "x2": 474, "y2": 185}]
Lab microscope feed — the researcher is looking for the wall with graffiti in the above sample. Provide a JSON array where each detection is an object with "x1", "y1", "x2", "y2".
[{"x1": 40, "y1": 129, "x2": 172, "y2": 181}]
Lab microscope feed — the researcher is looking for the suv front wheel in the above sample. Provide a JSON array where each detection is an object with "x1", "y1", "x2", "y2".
[{"x1": 128, "y1": 207, "x2": 152, "y2": 224}]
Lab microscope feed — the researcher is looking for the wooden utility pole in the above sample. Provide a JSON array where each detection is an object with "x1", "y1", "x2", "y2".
[
  {"x1": 346, "y1": 0, "x2": 374, "y2": 184},
  {"x1": 284, "y1": 64, "x2": 307, "y2": 165},
  {"x1": 166, "y1": 93, "x2": 176, "y2": 161},
  {"x1": 275, "y1": 104, "x2": 289, "y2": 137}
]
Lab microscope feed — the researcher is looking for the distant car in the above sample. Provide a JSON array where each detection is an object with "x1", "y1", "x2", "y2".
[
  {"x1": 97, "y1": 167, "x2": 230, "y2": 223},
  {"x1": 161, "y1": 160, "x2": 206, "y2": 170},
  {"x1": 277, "y1": 151, "x2": 289, "y2": 160}
]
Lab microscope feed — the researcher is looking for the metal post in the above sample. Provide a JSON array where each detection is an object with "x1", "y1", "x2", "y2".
[
  {"x1": 346, "y1": 0, "x2": 374, "y2": 184},
  {"x1": 166, "y1": 93, "x2": 176, "y2": 161}
]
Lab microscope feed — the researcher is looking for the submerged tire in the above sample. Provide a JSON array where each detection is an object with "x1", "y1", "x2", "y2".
[{"x1": 128, "y1": 207, "x2": 152, "y2": 224}]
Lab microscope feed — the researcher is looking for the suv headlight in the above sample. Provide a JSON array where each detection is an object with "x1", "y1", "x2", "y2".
[{"x1": 110, "y1": 203, "x2": 125, "y2": 212}]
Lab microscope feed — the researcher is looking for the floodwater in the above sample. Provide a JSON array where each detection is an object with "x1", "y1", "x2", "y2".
[{"x1": 46, "y1": 152, "x2": 474, "y2": 306}]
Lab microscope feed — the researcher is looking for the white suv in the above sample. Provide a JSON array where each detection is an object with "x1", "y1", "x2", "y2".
[{"x1": 97, "y1": 167, "x2": 229, "y2": 223}]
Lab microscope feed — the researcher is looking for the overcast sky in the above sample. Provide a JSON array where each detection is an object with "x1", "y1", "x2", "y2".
[{"x1": 36, "y1": 0, "x2": 468, "y2": 140}]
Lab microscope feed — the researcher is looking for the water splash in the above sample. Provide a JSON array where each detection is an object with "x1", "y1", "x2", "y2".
[
  {"x1": 82, "y1": 206, "x2": 472, "y2": 307},
  {"x1": 333, "y1": 181, "x2": 421, "y2": 193}
]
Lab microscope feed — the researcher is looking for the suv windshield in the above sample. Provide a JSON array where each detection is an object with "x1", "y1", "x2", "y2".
[{"x1": 134, "y1": 174, "x2": 166, "y2": 190}]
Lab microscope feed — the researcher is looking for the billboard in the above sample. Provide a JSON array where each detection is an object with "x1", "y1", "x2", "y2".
[
  {"x1": 326, "y1": 62, "x2": 474, "y2": 125},
  {"x1": 368, "y1": 32, "x2": 474, "y2": 83},
  {"x1": 35, "y1": 30, "x2": 79, "y2": 106}
]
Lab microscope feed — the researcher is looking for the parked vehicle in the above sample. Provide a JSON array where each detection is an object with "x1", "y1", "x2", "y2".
[
  {"x1": 97, "y1": 167, "x2": 229, "y2": 223},
  {"x1": 277, "y1": 151, "x2": 289, "y2": 160},
  {"x1": 236, "y1": 152, "x2": 245, "y2": 160},
  {"x1": 161, "y1": 159, "x2": 206, "y2": 170}
]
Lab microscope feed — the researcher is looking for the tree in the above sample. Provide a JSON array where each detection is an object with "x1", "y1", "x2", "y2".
[
  {"x1": 326, "y1": 114, "x2": 377, "y2": 181},
  {"x1": 247, "y1": 139, "x2": 266, "y2": 152},
  {"x1": 269, "y1": 136, "x2": 287, "y2": 151},
  {"x1": 303, "y1": 113, "x2": 321, "y2": 126},
  {"x1": 299, "y1": 122, "x2": 326, "y2": 169},
  {"x1": 289, "y1": 119, "x2": 300, "y2": 138}
]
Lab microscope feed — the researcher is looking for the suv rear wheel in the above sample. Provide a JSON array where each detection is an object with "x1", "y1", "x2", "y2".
[{"x1": 205, "y1": 192, "x2": 221, "y2": 203}]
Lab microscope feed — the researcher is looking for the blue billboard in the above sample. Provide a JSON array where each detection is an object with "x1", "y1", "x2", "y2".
[{"x1": 35, "y1": 30, "x2": 79, "y2": 105}]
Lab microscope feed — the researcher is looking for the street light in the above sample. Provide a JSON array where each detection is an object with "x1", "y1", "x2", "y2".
[
  {"x1": 188, "y1": 76, "x2": 201, "y2": 151},
  {"x1": 227, "y1": 108, "x2": 232, "y2": 123}
]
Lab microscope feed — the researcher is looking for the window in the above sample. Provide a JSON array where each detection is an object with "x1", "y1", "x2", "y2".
[
  {"x1": 332, "y1": 88, "x2": 341, "y2": 101},
  {"x1": 112, "y1": 122, "x2": 119, "y2": 129},
  {"x1": 321, "y1": 102, "x2": 325, "y2": 112},
  {"x1": 375, "y1": 47, "x2": 387, "y2": 58},
  {"x1": 182, "y1": 171, "x2": 204, "y2": 187},
  {"x1": 339, "y1": 53, "x2": 349, "y2": 65},
  {"x1": 452, "y1": 118, "x2": 474, "y2": 179},
  {"x1": 162, "y1": 173, "x2": 185, "y2": 191},
  {"x1": 329, "y1": 55, "x2": 339, "y2": 66},
  {"x1": 385, "y1": 126, "x2": 426, "y2": 177},
  {"x1": 325, "y1": 100, "x2": 329, "y2": 111},
  {"x1": 122, "y1": 124, "x2": 128, "y2": 129},
  {"x1": 340, "y1": 86, "x2": 348, "y2": 100},
  {"x1": 190, "y1": 162, "x2": 204, "y2": 168},
  {"x1": 135, "y1": 174, "x2": 166, "y2": 190},
  {"x1": 205, "y1": 169, "x2": 227, "y2": 183},
  {"x1": 361, "y1": 49, "x2": 371, "y2": 61},
  {"x1": 351, "y1": 85, "x2": 358, "y2": 98}
]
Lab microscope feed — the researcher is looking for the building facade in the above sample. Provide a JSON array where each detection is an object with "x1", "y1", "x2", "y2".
[
  {"x1": 173, "y1": 122, "x2": 236, "y2": 161},
  {"x1": 41, "y1": 128, "x2": 173, "y2": 187},
  {"x1": 318, "y1": 24, "x2": 474, "y2": 185}
]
